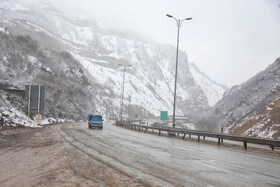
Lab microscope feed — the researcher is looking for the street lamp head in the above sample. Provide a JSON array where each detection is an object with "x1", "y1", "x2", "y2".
[
  {"x1": 118, "y1": 63, "x2": 132, "y2": 67},
  {"x1": 184, "y1": 17, "x2": 192, "y2": 20},
  {"x1": 166, "y1": 14, "x2": 173, "y2": 18}
]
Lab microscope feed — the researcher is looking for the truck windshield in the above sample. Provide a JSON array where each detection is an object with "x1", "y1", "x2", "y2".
[{"x1": 89, "y1": 116, "x2": 102, "y2": 121}]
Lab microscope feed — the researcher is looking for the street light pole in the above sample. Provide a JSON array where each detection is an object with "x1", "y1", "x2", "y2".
[
  {"x1": 166, "y1": 14, "x2": 192, "y2": 128},
  {"x1": 119, "y1": 64, "x2": 132, "y2": 121}
]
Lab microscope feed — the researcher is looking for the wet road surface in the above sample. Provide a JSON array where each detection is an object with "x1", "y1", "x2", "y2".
[
  {"x1": 61, "y1": 121, "x2": 280, "y2": 187},
  {"x1": 1, "y1": 121, "x2": 280, "y2": 187}
]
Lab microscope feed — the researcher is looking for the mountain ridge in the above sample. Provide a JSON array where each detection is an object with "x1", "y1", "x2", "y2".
[
  {"x1": 201, "y1": 57, "x2": 280, "y2": 138},
  {"x1": 0, "y1": 0, "x2": 225, "y2": 123}
]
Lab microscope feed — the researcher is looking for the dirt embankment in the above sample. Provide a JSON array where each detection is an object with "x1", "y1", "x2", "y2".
[
  {"x1": 0, "y1": 125, "x2": 146, "y2": 187},
  {"x1": 230, "y1": 98, "x2": 280, "y2": 138}
]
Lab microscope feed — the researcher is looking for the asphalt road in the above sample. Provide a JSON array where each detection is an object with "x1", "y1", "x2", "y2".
[{"x1": 1, "y1": 121, "x2": 280, "y2": 187}]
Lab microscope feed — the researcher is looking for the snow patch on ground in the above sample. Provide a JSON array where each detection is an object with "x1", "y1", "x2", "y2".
[
  {"x1": 182, "y1": 123, "x2": 196, "y2": 130},
  {"x1": 0, "y1": 107, "x2": 36, "y2": 127},
  {"x1": 241, "y1": 119, "x2": 279, "y2": 139},
  {"x1": 0, "y1": 106, "x2": 76, "y2": 128}
]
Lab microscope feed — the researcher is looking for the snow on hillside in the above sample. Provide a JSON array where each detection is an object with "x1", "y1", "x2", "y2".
[
  {"x1": 190, "y1": 63, "x2": 225, "y2": 106},
  {"x1": 0, "y1": 106, "x2": 36, "y2": 127},
  {"x1": 73, "y1": 53, "x2": 173, "y2": 116},
  {"x1": 229, "y1": 98, "x2": 280, "y2": 139},
  {"x1": 0, "y1": 0, "x2": 226, "y2": 121},
  {"x1": 0, "y1": 1, "x2": 28, "y2": 11}
]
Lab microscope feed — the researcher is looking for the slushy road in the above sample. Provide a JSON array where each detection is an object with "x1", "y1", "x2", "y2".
[{"x1": 0, "y1": 121, "x2": 279, "y2": 187}]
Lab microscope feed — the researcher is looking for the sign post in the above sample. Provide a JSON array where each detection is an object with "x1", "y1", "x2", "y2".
[{"x1": 25, "y1": 85, "x2": 45, "y2": 125}]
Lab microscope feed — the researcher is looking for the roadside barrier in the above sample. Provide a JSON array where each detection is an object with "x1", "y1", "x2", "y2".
[{"x1": 115, "y1": 121, "x2": 280, "y2": 151}]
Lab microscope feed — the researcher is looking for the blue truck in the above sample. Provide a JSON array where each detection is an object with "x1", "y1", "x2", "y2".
[{"x1": 88, "y1": 115, "x2": 103, "y2": 129}]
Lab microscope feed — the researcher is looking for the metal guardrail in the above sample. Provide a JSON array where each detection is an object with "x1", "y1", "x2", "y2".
[{"x1": 115, "y1": 121, "x2": 280, "y2": 151}]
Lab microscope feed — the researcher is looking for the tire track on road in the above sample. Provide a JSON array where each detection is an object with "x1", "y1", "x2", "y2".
[{"x1": 57, "y1": 124, "x2": 177, "y2": 187}]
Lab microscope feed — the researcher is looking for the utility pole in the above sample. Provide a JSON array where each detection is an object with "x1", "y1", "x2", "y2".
[{"x1": 118, "y1": 64, "x2": 132, "y2": 121}]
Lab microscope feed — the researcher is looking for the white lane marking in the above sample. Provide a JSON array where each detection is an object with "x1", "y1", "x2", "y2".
[{"x1": 172, "y1": 146, "x2": 195, "y2": 152}]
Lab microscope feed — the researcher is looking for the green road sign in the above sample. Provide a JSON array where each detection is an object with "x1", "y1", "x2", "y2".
[{"x1": 160, "y1": 111, "x2": 168, "y2": 121}]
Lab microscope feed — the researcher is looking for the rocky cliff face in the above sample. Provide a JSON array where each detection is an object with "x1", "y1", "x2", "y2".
[
  {"x1": 201, "y1": 58, "x2": 280, "y2": 138},
  {"x1": 0, "y1": 0, "x2": 225, "y2": 122},
  {"x1": 0, "y1": 32, "x2": 102, "y2": 120}
]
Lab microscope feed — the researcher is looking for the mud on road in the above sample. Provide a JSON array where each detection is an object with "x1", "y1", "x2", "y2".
[{"x1": 0, "y1": 124, "x2": 146, "y2": 187}]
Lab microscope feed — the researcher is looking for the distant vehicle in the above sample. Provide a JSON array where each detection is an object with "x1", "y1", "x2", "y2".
[{"x1": 88, "y1": 115, "x2": 103, "y2": 129}]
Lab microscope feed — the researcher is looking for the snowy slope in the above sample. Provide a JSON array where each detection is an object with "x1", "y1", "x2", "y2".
[
  {"x1": 229, "y1": 98, "x2": 280, "y2": 139},
  {"x1": 190, "y1": 63, "x2": 226, "y2": 106},
  {"x1": 0, "y1": 0, "x2": 225, "y2": 121},
  {"x1": 202, "y1": 57, "x2": 280, "y2": 138}
]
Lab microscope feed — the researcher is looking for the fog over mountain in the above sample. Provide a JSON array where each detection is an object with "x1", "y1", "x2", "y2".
[
  {"x1": 0, "y1": 0, "x2": 225, "y2": 124},
  {"x1": 0, "y1": 0, "x2": 279, "y2": 139},
  {"x1": 28, "y1": 0, "x2": 280, "y2": 87}
]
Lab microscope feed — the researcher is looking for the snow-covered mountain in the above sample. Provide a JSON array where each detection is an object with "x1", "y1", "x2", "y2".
[
  {"x1": 201, "y1": 57, "x2": 280, "y2": 138},
  {"x1": 0, "y1": 0, "x2": 225, "y2": 122},
  {"x1": 189, "y1": 63, "x2": 226, "y2": 106}
]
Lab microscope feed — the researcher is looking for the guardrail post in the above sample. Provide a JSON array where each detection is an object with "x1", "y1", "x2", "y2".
[
  {"x1": 218, "y1": 138, "x2": 221, "y2": 145},
  {"x1": 145, "y1": 128, "x2": 147, "y2": 133},
  {"x1": 159, "y1": 130, "x2": 161, "y2": 135},
  {"x1": 270, "y1": 145, "x2": 274, "y2": 151},
  {"x1": 189, "y1": 134, "x2": 191, "y2": 139},
  {"x1": 244, "y1": 140, "x2": 247, "y2": 150},
  {"x1": 203, "y1": 136, "x2": 205, "y2": 141},
  {"x1": 198, "y1": 135, "x2": 200, "y2": 142},
  {"x1": 182, "y1": 134, "x2": 186, "y2": 139}
]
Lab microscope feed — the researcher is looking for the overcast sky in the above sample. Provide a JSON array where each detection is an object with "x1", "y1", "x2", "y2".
[{"x1": 45, "y1": 0, "x2": 280, "y2": 87}]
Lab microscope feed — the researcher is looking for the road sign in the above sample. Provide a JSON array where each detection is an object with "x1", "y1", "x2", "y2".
[
  {"x1": 160, "y1": 111, "x2": 168, "y2": 121},
  {"x1": 25, "y1": 85, "x2": 45, "y2": 114}
]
